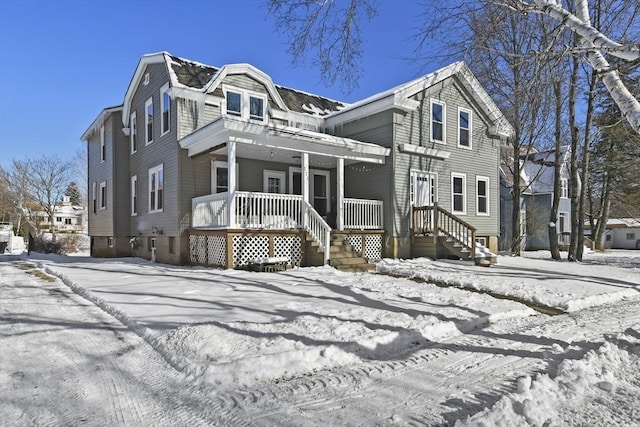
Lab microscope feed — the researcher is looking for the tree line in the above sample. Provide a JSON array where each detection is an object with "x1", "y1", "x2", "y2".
[{"x1": 0, "y1": 151, "x2": 86, "y2": 238}]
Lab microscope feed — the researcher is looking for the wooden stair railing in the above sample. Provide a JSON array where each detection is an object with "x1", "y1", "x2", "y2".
[{"x1": 412, "y1": 203, "x2": 476, "y2": 259}]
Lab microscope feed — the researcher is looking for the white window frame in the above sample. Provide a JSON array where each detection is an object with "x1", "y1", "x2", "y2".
[
  {"x1": 451, "y1": 172, "x2": 467, "y2": 215},
  {"x1": 558, "y1": 212, "x2": 568, "y2": 233},
  {"x1": 476, "y1": 175, "x2": 489, "y2": 216},
  {"x1": 100, "y1": 125, "x2": 106, "y2": 163},
  {"x1": 223, "y1": 85, "x2": 267, "y2": 123},
  {"x1": 145, "y1": 97, "x2": 153, "y2": 145},
  {"x1": 131, "y1": 175, "x2": 138, "y2": 216},
  {"x1": 160, "y1": 83, "x2": 171, "y2": 136},
  {"x1": 263, "y1": 170, "x2": 286, "y2": 193},
  {"x1": 92, "y1": 182, "x2": 97, "y2": 214},
  {"x1": 560, "y1": 178, "x2": 568, "y2": 198},
  {"x1": 130, "y1": 111, "x2": 137, "y2": 154},
  {"x1": 108, "y1": 237, "x2": 113, "y2": 248},
  {"x1": 211, "y1": 160, "x2": 239, "y2": 193},
  {"x1": 148, "y1": 164, "x2": 163, "y2": 213},
  {"x1": 99, "y1": 181, "x2": 107, "y2": 210},
  {"x1": 430, "y1": 99, "x2": 446, "y2": 144},
  {"x1": 458, "y1": 107, "x2": 472, "y2": 149}
]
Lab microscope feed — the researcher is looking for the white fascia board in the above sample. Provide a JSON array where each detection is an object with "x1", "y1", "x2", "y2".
[
  {"x1": 324, "y1": 94, "x2": 417, "y2": 127},
  {"x1": 398, "y1": 143, "x2": 450, "y2": 160},
  {"x1": 179, "y1": 117, "x2": 389, "y2": 162},
  {"x1": 80, "y1": 105, "x2": 123, "y2": 141},
  {"x1": 122, "y1": 52, "x2": 168, "y2": 126},
  {"x1": 204, "y1": 63, "x2": 289, "y2": 112}
]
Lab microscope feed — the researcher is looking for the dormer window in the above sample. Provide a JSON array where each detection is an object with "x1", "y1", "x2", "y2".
[
  {"x1": 226, "y1": 91, "x2": 242, "y2": 116},
  {"x1": 224, "y1": 87, "x2": 266, "y2": 122},
  {"x1": 249, "y1": 96, "x2": 264, "y2": 120}
]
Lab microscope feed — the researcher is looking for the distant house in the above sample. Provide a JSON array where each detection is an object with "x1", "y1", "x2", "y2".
[
  {"x1": 81, "y1": 52, "x2": 511, "y2": 270},
  {"x1": 586, "y1": 218, "x2": 640, "y2": 249},
  {"x1": 31, "y1": 196, "x2": 85, "y2": 234},
  {"x1": 500, "y1": 146, "x2": 574, "y2": 251}
]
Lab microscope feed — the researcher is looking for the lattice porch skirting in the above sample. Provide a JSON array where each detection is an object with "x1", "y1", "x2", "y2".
[{"x1": 189, "y1": 229, "x2": 303, "y2": 269}]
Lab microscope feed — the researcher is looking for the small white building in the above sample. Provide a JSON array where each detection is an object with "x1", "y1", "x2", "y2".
[{"x1": 602, "y1": 218, "x2": 640, "y2": 249}]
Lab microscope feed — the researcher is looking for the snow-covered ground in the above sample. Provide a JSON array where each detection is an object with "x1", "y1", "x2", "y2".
[{"x1": 1, "y1": 249, "x2": 639, "y2": 426}]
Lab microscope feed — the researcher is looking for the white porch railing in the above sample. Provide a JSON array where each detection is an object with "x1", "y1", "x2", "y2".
[
  {"x1": 236, "y1": 191, "x2": 303, "y2": 229},
  {"x1": 303, "y1": 200, "x2": 331, "y2": 264},
  {"x1": 343, "y1": 198, "x2": 383, "y2": 230},
  {"x1": 192, "y1": 192, "x2": 228, "y2": 228}
]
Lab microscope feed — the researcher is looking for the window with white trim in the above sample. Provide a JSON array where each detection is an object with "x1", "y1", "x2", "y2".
[
  {"x1": 211, "y1": 160, "x2": 238, "y2": 193},
  {"x1": 224, "y1": 86, "x2": 267, "y2": 122},
  {"x1": 560, "y1": 178, "x2": 568, "y2": 198},
  {"x1": 476, "y1": 176, "x2": 489, "y2": 215},
  {"x1": 130, "y1": 111, "x2": 137, "y2": 154},
  {"x1": 100, "y1": 125, "x2": 106, "y2": 163},
  {"x1": 161, "y1": 84, "x2": 170, "y2": 135},
  {"x1": 108, "y1": 237, "x2": 113, "y2": 248},
  {"x1": 145, "y1": 97, "x2": 153, "y2": 144},
  {"x1": 148, "y1": 164, "x2": 163, "y2": 213},
  {"x1": 99, "y1": 181, "x2": 107, "y2": 210},
  {"x1": 92, "y1": 182, "x2": 97, "y2": 214},
  {"x1": 451, "y1": 173, "x2": 466, "y2": 214},
  {"x1": 458, "y1": 108, "x2": 472, "y2": 148},
  {"x1": 263, "y1": 170, "x2": 286, "y2": 193},
  {"x1": 431, "y1": 99, "x2": 445, "y2": 143},
  {"x1": 131, "y1": 175, "x2": 138, "y2": 216},
  {"x1": 558, "y1": 212, "x2": 567, "y2": 232}
]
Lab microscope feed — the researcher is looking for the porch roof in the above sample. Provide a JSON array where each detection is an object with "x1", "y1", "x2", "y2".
[{"x1": 178, "y1": 116, "x2": 390, "y2": 166}]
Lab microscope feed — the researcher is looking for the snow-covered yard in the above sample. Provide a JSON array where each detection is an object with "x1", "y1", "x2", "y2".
[{"x1": 1, "y1": 249, "x2": 639, "y2": 426}]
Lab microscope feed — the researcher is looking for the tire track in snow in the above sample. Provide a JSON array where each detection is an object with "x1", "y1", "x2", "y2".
[{"x1": 12, "y1": 261, "x2": 251, "y2": 427}]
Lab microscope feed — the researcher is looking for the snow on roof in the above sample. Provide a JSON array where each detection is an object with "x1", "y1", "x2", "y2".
[{"x1": 606, "y1": 218, "x2": 640, "y2": 228}]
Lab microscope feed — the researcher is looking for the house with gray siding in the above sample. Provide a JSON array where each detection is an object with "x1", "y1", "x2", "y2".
[
  {"x1": 81, "y1": 52, "x2": 511, "y2": 270},
  {"x1": 500, "y1": 146, "x2": 574, "y2": 251}
]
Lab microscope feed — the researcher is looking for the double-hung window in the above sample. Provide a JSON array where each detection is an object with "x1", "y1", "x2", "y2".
[
  {"x1": 476, "y1": 176, "x2": 489, "y2": 215},
  {"x1": 100, "y1": 125, "x2": 106, "y2": 163},
  {"x1": 131, "y1": 175, "x2": 138, "y2": 216},
  {"x1": 458, "y1": 108, "x2": 472, "y2": 148},
  {"x1": 451, "y1": 173, "x2": 466, "y2": 214},
  {"x1": 99, "y1": 181, "x2": 107, "y2": 210},
  {"x1": 161, "y1": 84, "x2": 170, "y2": 135},
  {"x1": 130, "y1": 111, "x2": 137, "y2": 154},
  {"x1": 148, "y1": 165, "x2": 163, "y2": 213},
  {"x1": 145, "y1": 97, "x2": 153, "y2": 144},
  {"x1": 92, "y1": 182, "x2": 97, "y2": 214},
  {"x1": 431, "y1": 99, "x2": 445, "y2": 143},
  {"x1": 560, "y1": 178, "x2": 568, "y2": 198}
]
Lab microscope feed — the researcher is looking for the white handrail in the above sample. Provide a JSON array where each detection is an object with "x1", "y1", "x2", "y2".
[
  {"x1": 303, "y1": 200, "x2": 331, "y2": 264},
  {"x1": 192, "y1": 192, "x2": 228, "y2": 228}
]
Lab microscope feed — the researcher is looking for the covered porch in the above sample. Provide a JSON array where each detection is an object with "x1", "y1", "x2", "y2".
[{"x1": 180, "y1": 117, "x2": 389, "y2": 267}]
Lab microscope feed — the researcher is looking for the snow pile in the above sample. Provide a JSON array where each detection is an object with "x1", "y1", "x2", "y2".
[
  {"x1": 377, "y1": 254, "x2": 640, "y2": 312},
  {"x1": 456, "y1": 327, "x2": 640, "y2": 426}
]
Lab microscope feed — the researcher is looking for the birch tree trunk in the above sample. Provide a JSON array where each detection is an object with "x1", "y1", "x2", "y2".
[
  {"x1": 522, "y1": 0, "x2": 640, "y2": 134},
  {"x1": 549, "y1": 80, "x2": 562, "y2": 260}
]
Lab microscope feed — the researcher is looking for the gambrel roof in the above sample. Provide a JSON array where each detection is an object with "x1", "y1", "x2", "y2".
[{"x1": 121, "y1": 52, "x2": 346, "y2": 127}]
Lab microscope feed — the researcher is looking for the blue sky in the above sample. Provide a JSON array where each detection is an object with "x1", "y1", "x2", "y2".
[{"x1": 0, "y1": 0, "x2": 449, "y2": 168}]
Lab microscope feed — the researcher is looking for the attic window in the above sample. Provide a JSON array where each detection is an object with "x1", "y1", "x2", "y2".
[
  {"x1": 224, "y1": 86, "x2": 266, "y2": 122},
  {"x1": 143, "y1": 73, "x2": 150, "y2": 86},
  {"x1": 226, "y1": 91, "x2": 241, "y2": 116}
]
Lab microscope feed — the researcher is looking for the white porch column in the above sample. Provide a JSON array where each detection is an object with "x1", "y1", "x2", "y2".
[
  {"x1": 227, "y1": 140, "x2": 237, "y2": 228},
  {"x1": 337, "y1": 158, "x2": 344, "y2": 230},
  {"x1": 302, "y1": 152, "x2": 309, "y2": 229}
]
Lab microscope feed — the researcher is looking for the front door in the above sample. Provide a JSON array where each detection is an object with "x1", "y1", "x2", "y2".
[
  {"x1": 412, "y1": 171, "x2": 436, "y2": 207},
  {"x1": 289, "y1": 167, "x2": 331, "y2": 216}
]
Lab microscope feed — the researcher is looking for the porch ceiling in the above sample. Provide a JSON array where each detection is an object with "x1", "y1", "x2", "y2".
[{"x1": 179, "y1": 116, "x2": 390, "y2": 166}]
